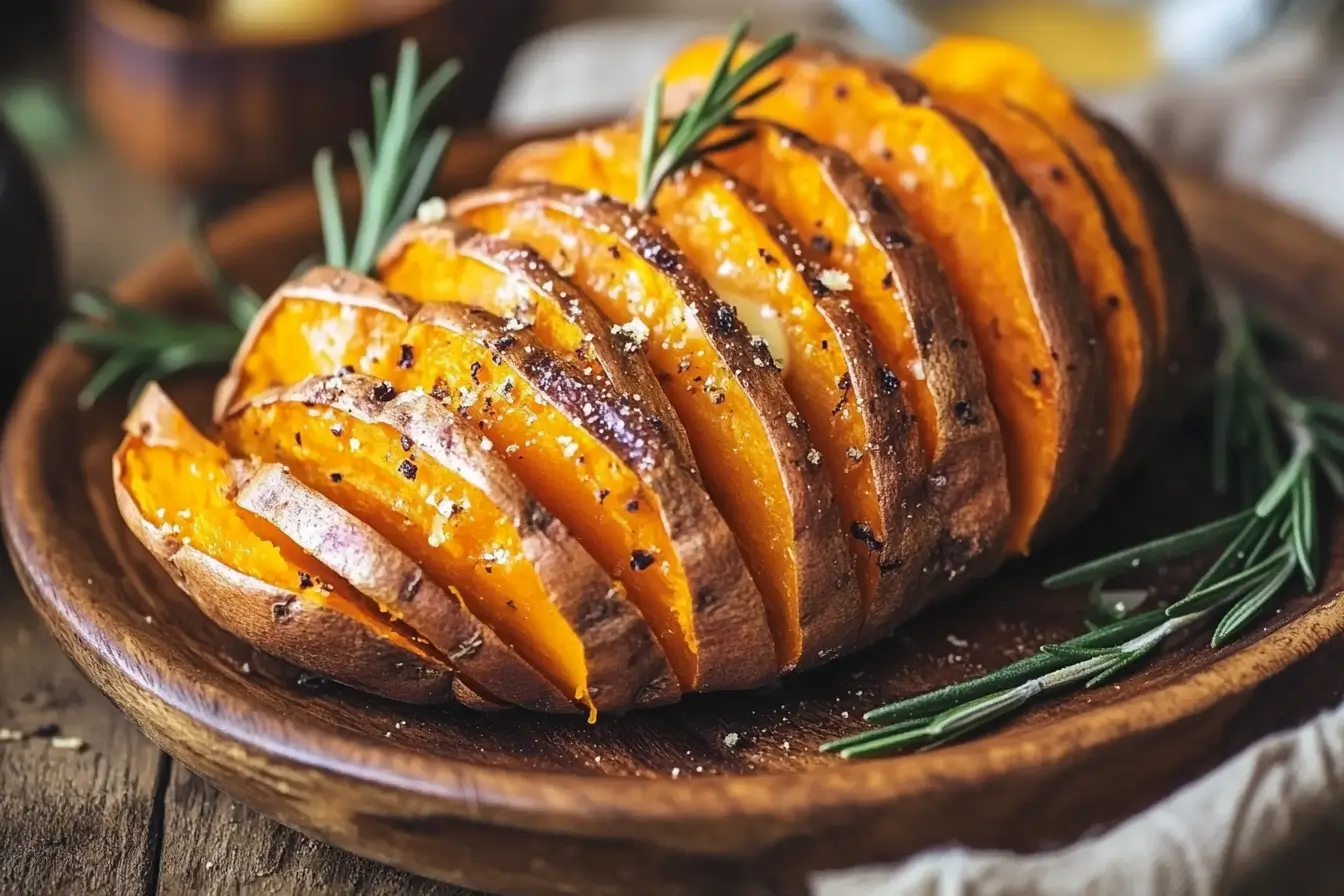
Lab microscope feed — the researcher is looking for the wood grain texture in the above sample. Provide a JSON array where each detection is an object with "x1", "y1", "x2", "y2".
[{"x1": 6, "y1": 132, "x2": 1344, "y2": 896}]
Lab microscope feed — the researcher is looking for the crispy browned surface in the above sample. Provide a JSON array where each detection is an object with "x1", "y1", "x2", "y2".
[
  {"x1": 378, "y1": 218, "x2": 697, "y2": 470},
  {"x1": 452, "y1": 183, "x2": 859, "y2": 671},
  {"x1": 234, "y1": 462, "x2": 575, "y2": 712},
  {"x1": 406, "y1": 303, "x2": 777, "y2": 692},
  {"x1": 708, "y1": 120, "x2": 1010, "y2": 598},
  {"x1": 224, "y1": 373, "x2": 681, "y2": 713},
  {"x1": 114, "y1": 385, "x2": 455, "y2": 705}
]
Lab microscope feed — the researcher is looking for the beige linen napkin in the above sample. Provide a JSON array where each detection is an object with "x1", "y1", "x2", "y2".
[{"x1": 492, "y1": 14, "x2": 1344, "y2": 893}]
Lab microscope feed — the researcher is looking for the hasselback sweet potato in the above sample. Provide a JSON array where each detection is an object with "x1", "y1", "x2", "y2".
[
  {"x1": 892, "y1": 70, "x2": 1155, "y2": 466},
  {"x1": 674, "y1": 119, "x2": 1010, "y2": 594},
  {"x1": 115, "y1": 384, "x2": 455, "y2": 704},
  {"x1": 452, "y1": 183, "x2": 860, "y2": 670},
  {"x1": 494, "y1": 126, "x2": 937, "y2": 639},
  {"x1": 661, "y1": 39, "x2": 1107, "y2": 554},
  {"x1": 234, "y1": 461, "x2": 574, "y2": 712},
  {"x1": 218, "y1": 272, "x2": 773, "y2": 694},
  {"x1": 376, "y1": 218, "x2": 695, "y2": 467}
]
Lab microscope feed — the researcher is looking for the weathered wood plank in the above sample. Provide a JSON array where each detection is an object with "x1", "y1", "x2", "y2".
[
  {"x1": 0, "y1": 571, "x2": 166, "y2": 895},
  {"x1": 156, "y1": 763, "x2": 479, "y2": 895}
]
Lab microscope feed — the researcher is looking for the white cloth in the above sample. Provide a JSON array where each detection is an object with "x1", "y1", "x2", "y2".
[{"x1": 491, "y1": 14, "x2": 1344, "y2": 893}]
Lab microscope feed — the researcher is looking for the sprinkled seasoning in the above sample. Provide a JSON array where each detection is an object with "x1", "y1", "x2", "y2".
[
  {"x1": 398, "y1": 459, "x2": 418, "y2": 480},
  {"x1": 758, "y1": 248, "x2": 778, "y2": 265},
  {"x1": 850, "y1": 521, "x2": 884, "y2": 552},
  {"x1": 469, "y1": 361, "x2": 482, "y2": 384},
  {"x1": 398, "y1": 344, "x2": 415, "y2": 369},
  {"x1": 626, "y1": 499, "x2": 640, "y2": 512},
  {"x1": 370, "y1": 381, "x2": 397, "y2": 402},
  {"x1": 1030, "y1": 368, "x2": 1043, "y2": 386},
  {"x1": 878, "y1": 366, "x2": 900, "y2": 394},
  {"x1": 297, "y1": 571, "x2": 314, "y2": 589},
  {"x1": 806, "y1": 448, "x2": 822, "y2": 466},
  {"x1": 400, "y1": 435, "x2": 413, "y2": 452},
  {"x1": 953, "y1": 400, "x2": 979, "y2": 425},
  {"x1": 712, "y1": 303, "x2": 737, "y2": 333},
  {"x1": 630, "y1": 550, "x2": 656, "y2": 571},
  {"x1": 330, "y1": 473, "x2": 343, "y2": 483},
  {"x1": 881, "y1": 271, "x2": 895, "y2": 290},
  {"x1": 810, "y1": 234, "x2": 834, "y2": 255}
]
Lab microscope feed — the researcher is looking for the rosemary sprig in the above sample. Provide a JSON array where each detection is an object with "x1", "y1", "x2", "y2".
[
  {"x1": 62, "y1": 40, "x2": 458, "y2": 408},
  {"x1": 824, "y1": 281, "x2": 1344, "y2": 759},
  {"x1": 636, "y1": 14, "x2": 796, "y2": 210}
]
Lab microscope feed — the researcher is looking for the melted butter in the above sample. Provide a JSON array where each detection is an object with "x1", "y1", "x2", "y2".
[{"x1": 701, "y1": 279, "x2": 792, "y2": 374}]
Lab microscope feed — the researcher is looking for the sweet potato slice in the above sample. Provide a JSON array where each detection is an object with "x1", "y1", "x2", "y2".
[
  {"x1": 113, "y1": 384, "x2": 454, "y2": 704},
  {"x1": 377, "y1": 219, "x2": 695, "y2": 467},
  {"x1": 662, "y1": 39, "x2": 1107, "y2": 553},
  {"x1": 452, "y1": 183, "x2": 859, "y2": 669},
  {"x1": 494, "y1": 126, "x2": 936, "y2": 638},
  {"x1": 911, "y1": 36, "x2": 1189, "y2": 359},
  {"x1": 217, "y1": 272, "x2": 772, "y2": 693},
  {"x1": 224, "y1": 373, "x2": 679, "y2": 713},
  {"x1": 234, "y1": 462, "x2": 574, "y2": 712},
  {"x1": 891, "y1": 75, "x2": 1155, "y2": 466},
  {"x1": 674, "y1": 119, "x2": 1010, "y2": 592}
]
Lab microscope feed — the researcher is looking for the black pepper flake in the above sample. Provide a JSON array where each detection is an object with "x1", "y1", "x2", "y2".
[
  {"x1": 506, "y1": 599, "x2": 518, "y2": 610},
  {"x1": 834, "y1": 83, "x2": 849, "y2": 100},
  {"x1": 398, "y1": 344, "x2": 415, "y2": 369},
  {"x1": 400, "y1": 434, "x2": 413, "y2": 452},
  {"x1": 370, "y1": 381, "x2": 396, "y2": 402},
  {"x1": 711, "y1": 390, "x2": 726, "y2": 405},
  {"x1": 626, "y1": 499, "x2": 640, "y2": 512},
  {"x1": 330, "y1": 424, "x2": 343, "y2": 437},
  {"x1": 330, "y1": 472, "x2": 343, "y2": 483},
  {"x1": 953, "y1": 400, "x2": 980, "y2": 425},
  {"x1": 630, "y1": 550, "x2": 656, "y2": 571},
  {"x1": 1031, "y1": 368, "x2": 1043, "y2": 386},
  {"x1": 868, "y1": 184, "x2": 896, "y2": 215},
  {"x1": 598, "y1": 488, "x2": 610, "y2": 503},
  {"x1": 1105, "y1": 294, "x2": 1121, "y2": 309},
  {"x1": 492, "y1": 334, "x2": 517, "y2": 352},
  {"x1": 849, "y1": 521, "x2": 885, "y2": 552},
  {"x1": 608, "y1": 245, "x2": 621, "y2": 260},
  {"x1": 879, "y1": 147, "x2": 893, "y2": 162},
  {"x1": 712, "y1": 302, "x2": 737, "y2": 333},
  {"x1": 297, "y1": 571, "x2": 314, "y2": 589},
  {"x1": 821, "y1": 339, "x2": 829, "y2": 350},
  {"x1": 809, "y1": 277, "x2": 832, "y2": 298},
  {"x1": 470, "y1": 361, "x2": 482, "y2": 384},
  {"x1": 1049, "y1": 165, "x2": 1068, "y2": 183},
  {"x1": 881, "y1": 271, "x2": 895, "y2": 289},
  {"x1": 951, "y1": 337, "x2": 970, "y2": 350},
  {"x1": 431, "y1": 378, "x2": 449, "y2": 400},
  {"x1": 879, "y1": 366, "x2": 900, "y2": 394},
  {"x1": 294, "y1": 432, "x2": 302, "y2": 447},
  {"x1": 339, "y1": 364, "x2": 356, "y2": 375},
  {"x1": 644, "y1": 243, "x2": 679, "y2": 271},
  {"x1": 834, "y1": 371, "x2": 852, "y2": 414},
  {"x1": 526, "y1": 497, "x2": 554, "y2": 531},
  {"x1": 758, "y1": 248, "x2": 778, "y2": 265},
  {"x1": 810, "y1": 234, "x2": 834, "y2": 255},
  {"x1": 32, "y1": 723, "x2": 60, "y2": 738},
  {"x1": 398, "y1": 459, "x2": 418, "y2": 480}
]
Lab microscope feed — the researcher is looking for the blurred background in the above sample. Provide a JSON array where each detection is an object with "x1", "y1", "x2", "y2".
[{"x1": 2, "y1": 0, "x2": 1342, "y2": 370}]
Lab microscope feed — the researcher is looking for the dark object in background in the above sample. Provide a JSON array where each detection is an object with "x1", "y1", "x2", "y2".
[
  {"x1": 0, "y1": 120, "x2": 62, "y2": 402},
  {"x1": 81, "y1": 0, "x2": 543, "y2": 195}
]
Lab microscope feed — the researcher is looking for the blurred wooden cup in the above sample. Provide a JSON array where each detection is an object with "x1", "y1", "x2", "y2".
[{"x1": 82, "y1": 0, "x2": 541, "y2": 193}]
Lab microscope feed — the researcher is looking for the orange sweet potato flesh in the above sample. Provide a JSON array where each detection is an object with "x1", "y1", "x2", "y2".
[
  {"x1": 229, "y1": 396, "x2": 596, "y2": 700},
  {"x1": 218, "y1": 275, "x2": 773, "y2": 692},
  {"x1": 900, "y1": 79, "x2": 1154, "y2": 464},
  {"x1": 494, "y1": 127, "x2": 911, "y2": 629},
  {"x1": 662, "y1": 39, "x2": 1105, "y2": 554},
  {"x1": 116, "y1": 389, "x2": 443, "y2": 673},
  {"x1": 912, "y1": 37, "x2": 1168, "y2": 353},
  {"x1": 452, "y1": 185, "x2": 859, "y2": 670}
]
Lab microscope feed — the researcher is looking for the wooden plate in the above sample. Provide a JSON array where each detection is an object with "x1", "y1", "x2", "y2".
[{"x1": 7, "y1": 131, "x2": 1344, "y2": 896}]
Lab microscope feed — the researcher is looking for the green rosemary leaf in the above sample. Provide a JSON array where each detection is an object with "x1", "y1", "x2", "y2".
[
  {"x1": 371, "y1": 73, "x2": 390, "y2": 149},
  {"x1": 924, "y1": 685, "x2": 1037, "y2": 738},
  {"x1": 1043, "y1": 510, "x2": 1251, "y2": 588},
  {"x1": 77, "y1": 350, "x2": 142, "y2": 410},
  {"x1": 1038, "y1": 643, "x2": 1122, "y2": 661},
  {"x1": 380, "y1": 126, "x2": 453, "y2": 251},
  {"x1": 350, "y1": 131, "x2": 374, "y2": 193},
  {"x1": 1310, "y1": 424, "x2": 1344, "y2": 455},
  {"x1": 1185, "y1": 511, "x2": 1274, "y2": 596},
  {"x1": 638, "y1": 79, "x2": 664, "y2": 205},
  {"x1": 1304, "y1": 398, "x2": 1344, "y2": 426},
  {"x1": 837, "y1": 724, "x2": 936, "y2": 759},
  {"x1": 862, "y1": 653, "x2": 1063, "y2": 723},
  {"x1": 410, "y1": 58, "x2": 463, "y2": 129},
  {"x1": 707, "y1": 31, "x2": 796, "y2": 108},
  {"x1": 1084, "y1": 644, "x2": 1155, "y2": 688},
  {"x1": 819, "y1": 717, "x2": 930, "y2": 754},
  {"x1": 1211, "y1": 552, "x2": 1299, "y2": 647},
  {"x1": 1290, "y1": 471, "x2": 1316, "y2": 589},
  {"x1": 1072, "y1": 608, "x2": 1170, "y2": 646},
  {"x1": 313, "y1": 148, "x2": 347, "y2": 268},
  {"x1": 1255, "y1": 443, "x2": 1308, "y2": 517},
  {"x1": 1316, "y1": 452, "x2": 1344, "y2": 497},
  {"x1": 1166, "y1": 544, "x2": 1290, "y2": 615}
]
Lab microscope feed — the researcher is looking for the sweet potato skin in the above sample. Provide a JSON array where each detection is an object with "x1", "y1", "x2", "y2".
[
  {"x1": 115, "y1": 385, "x2": 455, "y2": 705},
  {"x1": 235, "y1": 462, "x2": 576, "y2": 712},
  {"x1": 451, "y1": 183, "x2": 861, "y2": 671},
  {"x1": 707, "y1": 120, "x2": 1010, "y2": 596},
  {"x1": 377, "y1": 219, "x2": 697, "y2": 470},
  {"x1": 227, "y1": 373, "x2": 682, "y2": 712},
  {"x1": 407, "y1": 302, "x2": 777, "y2": 692}
]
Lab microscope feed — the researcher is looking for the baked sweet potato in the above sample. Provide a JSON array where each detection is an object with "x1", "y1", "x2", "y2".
[
  {"x1": 234, "y1": 462, "x2": 574, "y2": 712},
  {"x1": 668, "y1": 119, "x2": 1010, "y2": 593},
  {"x1": 494, "y1": 126, "x2": 936, "y2": 640},
  {"x1": 218, "y1": 271, "x2": 773, "y2": 693},
  {"x1": 376, "y1": 218, "x2": 695, "y2": 467},
  {"x1": 451, "y1": 183, "x2": 860, "y2": 669},
  {"x1": 224, "y1": 373, "x2": 680, "y2": 714},
  {"x1": 114, "y1": 383, "x2": 455, "y2": 704},
  {"x1": 892, "y1": 72, "x2": 1155, "y2": 466},
  {"x1": 661, "y1": 39, "x2": 1107, "y2": 554}
]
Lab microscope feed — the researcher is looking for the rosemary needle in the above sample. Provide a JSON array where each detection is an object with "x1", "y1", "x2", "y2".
[
  {"x1": 635, "y1": 14, "x2": 796, "y2": 210},
  {"x1": 63, "y1": 41, "x2": 459, "y2": 407},
  {"x1": 826, "y1": 280, "x2": 1343, "y2": 758}
]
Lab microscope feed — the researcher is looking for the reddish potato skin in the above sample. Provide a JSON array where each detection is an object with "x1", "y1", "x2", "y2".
[
  {"x1": 234, "y1": 462, "x2": 576, "y2": 713},
  {"x1": 115, "y1": 385, "x2": 456, "y2": 705},
  {"x1": 226, "y1": 373, "x2": 683, "y2": 712}
]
